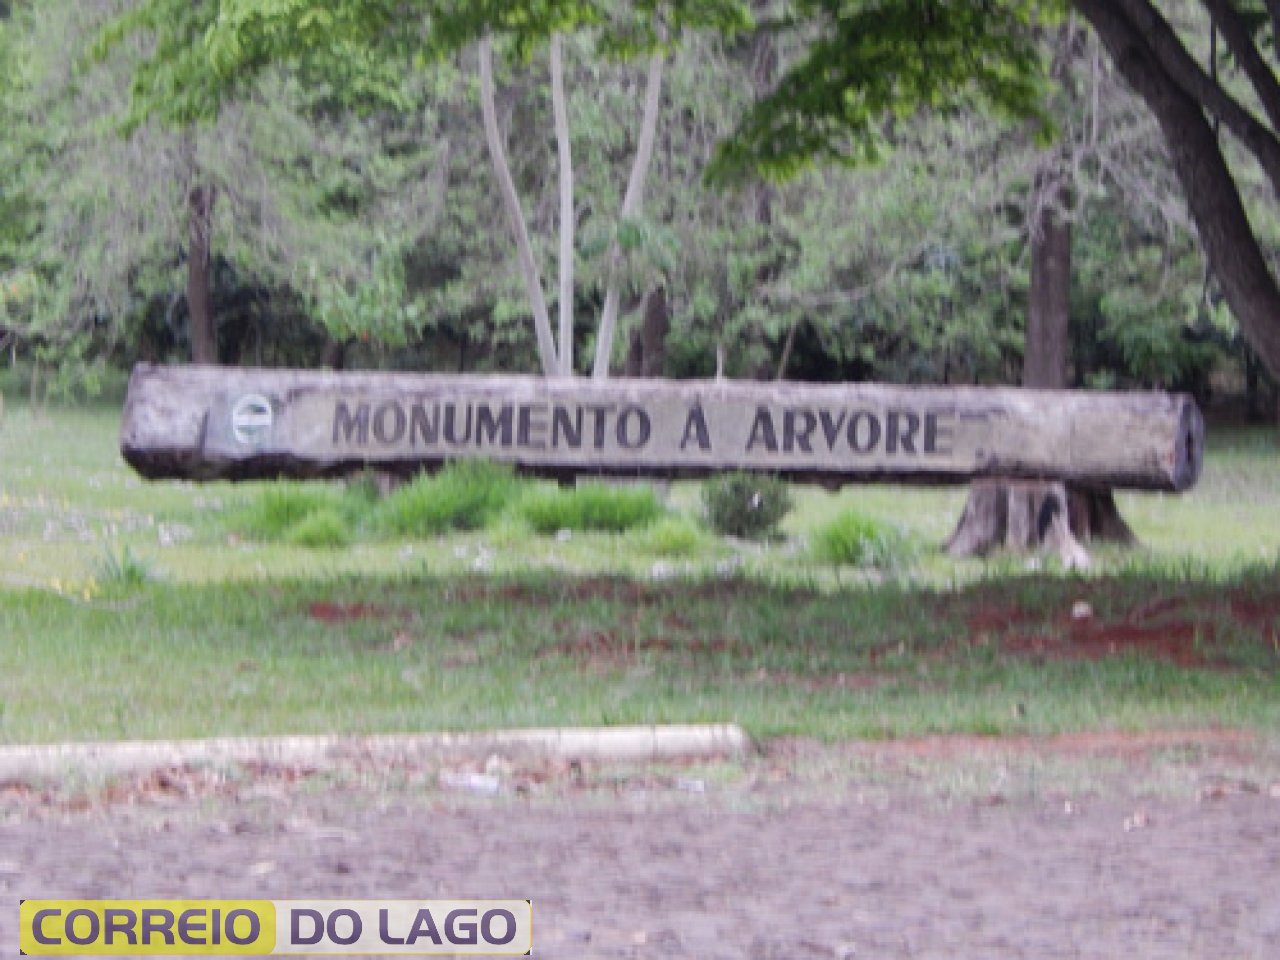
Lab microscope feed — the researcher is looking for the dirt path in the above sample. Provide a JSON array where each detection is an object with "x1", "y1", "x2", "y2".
[{"x1": 2, "y1": 741, "x2": 1279, "y2": 959}]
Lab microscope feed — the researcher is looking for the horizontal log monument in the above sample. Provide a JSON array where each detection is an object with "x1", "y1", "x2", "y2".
[{"x1": 120, "y1": 364, "x2": 1203, "y2": 492}]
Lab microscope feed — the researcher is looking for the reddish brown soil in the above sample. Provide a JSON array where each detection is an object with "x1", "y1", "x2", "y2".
[
  {"x1": 966, "y1": 590, "x2": 1280, "y2": 667},
  {"x1": 306, "y1": 601, "x2": 410, "y2": 623},
  {"x1": 451, "y1": 577, "x2": 808, "y2": 607},
  {"x1": 823, "y1": 728, "x2": 1258, "y2": 761}
]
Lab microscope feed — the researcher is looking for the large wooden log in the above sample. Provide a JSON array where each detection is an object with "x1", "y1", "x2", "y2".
[{"x1": 120, "y1": 364, "x2": 1204, "y2": 491}]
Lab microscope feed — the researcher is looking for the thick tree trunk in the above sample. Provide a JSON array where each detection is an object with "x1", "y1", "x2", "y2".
[
  {"x1": 1023, "y1": 170, "x2": 1071, "y2": 390},
  {"x1": 186, "y1": 183, "x2": 217, "y2": 365},
  {"x1": 945, "y1": 481, "x2": 1090, "y2": 568},
  {"x1": 1073, "y1": 0, "x2": 1280, "y2": 380},
  {"x1": 122, "y1": 365, "x2": 1203, "y2": 486},
  {"x1": 948, "y1": 149, "x2": 1134, "y2": 564}
]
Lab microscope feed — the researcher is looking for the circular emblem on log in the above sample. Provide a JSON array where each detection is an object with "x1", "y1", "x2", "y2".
[{"x1": 230, "y1": 393, "x2": 274, "y2": 447}]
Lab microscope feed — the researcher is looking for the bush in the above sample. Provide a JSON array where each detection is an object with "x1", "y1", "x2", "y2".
[
  {"x1": 812, "y1": 509, "x2": 916, "y2": 570},
  {"x1": 285, "y1": 509, "x2": 352, "y2": 548},
  {"x1": 520, "y1": 482, "x2": 664, "y2": 534},
  {"x1": 239, "y1": 484, "x2": 350, "y2": 541},
  {"x1": 641, "y1": 516, "x2": 707, "y2": 557},
  {"x1": 701, "y1": 472, "x2": 793, "y2": 541},
  {"x1": 377, "y1": 460, "x2": 517, "y2": 536}
]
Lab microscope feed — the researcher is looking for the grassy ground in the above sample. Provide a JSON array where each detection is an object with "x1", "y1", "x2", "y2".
[{"x1": 1, "y1": 397, "x2": 1278, "y2": 745}]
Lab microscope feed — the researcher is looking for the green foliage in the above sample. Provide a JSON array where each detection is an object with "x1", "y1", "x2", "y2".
[
  {"x1": 520, "y1": 482, "x2": 664, "y2": 534},
  {"x1": 377, "y1": 461, "x2": 518, "y2": 536},
  {"x1": 206, "y1": 0, "x2": 753, "y2": 77},
  {"x1": 812, "y1": 509, "x2": 916, "y2": 571},
  {"x1": 640, "y1": 515, "x2": 707, "y2": 556},
  {"x1": 702, "y1": 472, "x2": 792, "y2": 541},
  {"x1": 709, "y1": 0, "x2": 1051, "y2": 182},
  {"x1": 95, "y1": 545, "x2": 154, "y2": 588},
  {"x1": 285, "y1": 508, "x2": 353, "y2": 548},
  {"x1": 239, "y1": 484, "x2": 354, "y2": 541}
]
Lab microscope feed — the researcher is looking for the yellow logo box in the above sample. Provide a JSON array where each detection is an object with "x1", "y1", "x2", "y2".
[
  {"x1": 20, "y1": 902, "x2": 273, "y2": 956},
  {"x1": 20, "y1": 900, "x2": 532, "y2": 956}
]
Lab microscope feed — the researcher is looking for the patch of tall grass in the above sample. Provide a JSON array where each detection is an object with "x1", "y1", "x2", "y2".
[
  {"x1": 377, "y1": 461, "x2": 518, "y2": 536},
  {"x1": 520, "y1": 482, "x2": 665, "y2": 534},
  {"x1": 812, "y1": 509, "x2": 917, "y2": 571}
]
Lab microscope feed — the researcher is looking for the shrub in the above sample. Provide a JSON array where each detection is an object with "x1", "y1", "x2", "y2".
[
  {"x1": 520, "y1": 482, "x2": 664, "y2": 534},
  {"x1": 812, "y1": 509, "x2": 917, "y2": 570},
  {"x1": 701, "y1": 472, "x2": 793, "y2": 541},
  {"x1": 641, "y1": 515, "x2": 707, "y2": 557},
  {"x1": 285, "y1": 509, "x2": 352, "y2": 548},
  {"x1": 238, "y1": 484, "x2": 349, "y2": 541},
  {"x1": 377, "y1": 460, "x2": 517, "y2": 536}
]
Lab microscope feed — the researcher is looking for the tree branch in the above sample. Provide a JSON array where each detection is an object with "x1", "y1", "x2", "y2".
[
  {"x1": 1200, "y1": 0, "x2": 1280, "y2": 133},
  {"x1": 592, "y1": 51, "x2": 665, "y2": 380},
  {"x1": 1266, "y1": 0, "x2": 1280, "y2": 57},
  {"x1": 550, "y1": 34, "x2": 575, "y2": 377},
  {"x1": 478, "y1": 37, "x2": 559, "y2": 377},
  {"x1": 1075, "y1": 0, "x2": 1280, "y2": 377},
  {"x1": 1107, "y1": 0, "x2": 1280, "y2": 197}
]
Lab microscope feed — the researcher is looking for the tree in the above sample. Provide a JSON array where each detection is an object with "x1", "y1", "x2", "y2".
[
  {"x1": 712, "y1": 0, "x2": 1280, "y2": 384},
  {"x1": 145, "y1": 0, "x2": 753, "y2": 376},
  {"x1": 1, "y1": 0, "x2": 456, "y2": 379}
]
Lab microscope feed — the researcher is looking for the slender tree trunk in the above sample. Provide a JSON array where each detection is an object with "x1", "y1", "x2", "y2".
[
  {"x1": 186, "y1": 182, "x2": 217, "y2": 365},
  {"x1": 550, "y1": 34, "x2": 575, "y2": 376},
  {"x1": 592, "y1": 51, "x2": 665, "y2": 380},
  {"x1": 320, "y1": 338, "x2": 347, "y2": 370},
  {"x1": 639, "y1": 286, "x2": 668, "y2": 377},
  {"x1": 747, "y1": 29, "x2": 779, "y2": 380},
  {"x1": 477, "y1": 37, "x2": 559, "y2": 376},
  {"x1": 624, "y1": 287, "x2": 668, "y2": 377}
]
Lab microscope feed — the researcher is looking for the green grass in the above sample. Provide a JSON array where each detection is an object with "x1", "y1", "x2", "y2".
[
  {"x1": 812, "y1": 509, "x2": 917, "y2": 570},
  {"x1": 1, "y1": 400, "x2": 1279, "y2": 744},
  {"x1": 285, "y1": 509, "x2": 353, "y2": 548},
  {"x1": 519, "y1": 482, "x2": 665, "y2": 534},
  {"x1": 237, "y1": 484, "x2": 356, "y2": 541},
  {"x1": 0, "y1": 569, "x2": 1276, "y2": 743},
  {"x1": 640, "y1": 515, "x2": 710, "y2": 557},
  {"x1": 376, "y1": 461, "x2": 517, "y2": 536}
]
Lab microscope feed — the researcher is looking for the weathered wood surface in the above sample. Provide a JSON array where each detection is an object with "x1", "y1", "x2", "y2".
[{"x1": 120, "y1": 364, "x2": 1204, "y2": 491}]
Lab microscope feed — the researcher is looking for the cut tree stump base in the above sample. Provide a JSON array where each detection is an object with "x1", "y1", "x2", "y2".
[{"x1": 945, "y1": 481, "x2": 1135, "y2": 569}]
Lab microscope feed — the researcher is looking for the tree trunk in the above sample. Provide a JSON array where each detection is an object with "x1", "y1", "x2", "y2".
[
  {"x1": 592, "y1": 51, "x2": 665, "y2": 380},
  {"x1": 186, "y1": 182, "x2": 217, "y2": 365},
  {"x1": 625, "y1": 288, "x2": 669, "y2": 378},
  {"x1": 320, "y1": 338, "x2": 347, "y2": 371},
  {"x1": 1023, "y1": 169, "x2": 1071, "y2": 390},
  {"x1": 123, "y1": 366, "x2": 1202, "y2": 486},
  {"x1": 948, "y1": 151, "x2": 1133, "y2": 564},
  {"x1": 478, "y1": 38, "x2": 559, "y2": 377},
  {"x1": 550, "y1": 33, "x2": 575, "y2": 377}
]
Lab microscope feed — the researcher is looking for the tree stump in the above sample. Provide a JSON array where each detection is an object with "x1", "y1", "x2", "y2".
[{"x1": 944, "y1": 480, "x2": 1132, "y2": 569}]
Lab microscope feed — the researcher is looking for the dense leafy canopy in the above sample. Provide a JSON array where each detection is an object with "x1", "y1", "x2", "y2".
[
  {"x1": 1, "y1": 0, "x2": 1275, "y2": 409},
  {"x1": 709, "y1": 0, "x2": 1055, "y2": 179}
]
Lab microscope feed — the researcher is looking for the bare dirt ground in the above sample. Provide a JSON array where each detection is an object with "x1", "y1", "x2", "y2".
[{"x1": 3, "y1": 734, "x2": 1280, "y2": 959}]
